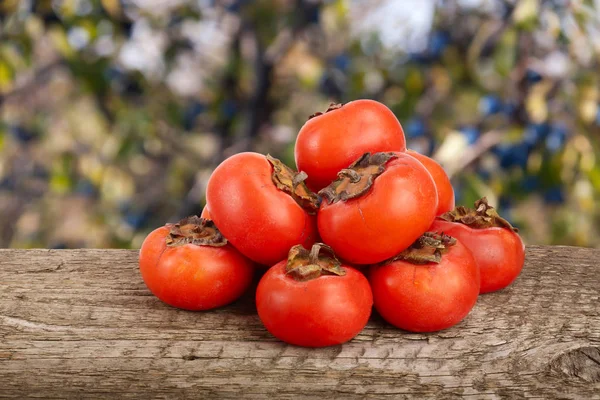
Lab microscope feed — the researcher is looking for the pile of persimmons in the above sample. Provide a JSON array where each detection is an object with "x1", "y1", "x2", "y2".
[{"x1": 139, "y1": 99, "x2": 525, "y2": 347}]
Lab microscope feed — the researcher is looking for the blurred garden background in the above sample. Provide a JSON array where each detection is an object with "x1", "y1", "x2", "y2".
[{"x1": 1, "y1": 0, "x2": 599, "y2": 249}]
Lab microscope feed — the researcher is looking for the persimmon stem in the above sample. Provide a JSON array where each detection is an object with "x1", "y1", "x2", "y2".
[
  {"x1": 286, "y1": 243, "x2": 346, "y2": 282},
  {"x1": 309, "y1": 243, "x2": 321, "y2": 264},
  {"x1": 381, "y1": 232, "x2": 456, "y2": 265},
  {"x1": 293, "y1": 171, "x2": 309, "y2": 187},
  {"x1": 308, "y1": 103, "x2": 343, "y2": 120},
  {"x1": 438, "y1": 197, "x2": 518, "y2": 232},
  {"x1": 338, "y1": 169, "x2": 361, "y2": 182},
  {"x1": 166, "y1": 216, "x2": 227, "y2": 247},
  {"x1": 319, "y1": 152, "x2": 397, "y2": 204},
  {"x1": 267, "y1": 155, "x2": 320, "y2": 214}
]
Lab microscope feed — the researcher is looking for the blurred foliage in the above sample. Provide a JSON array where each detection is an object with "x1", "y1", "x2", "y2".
[{"x1": 1, "y1": 0, "x2": 600, "y2": 249}]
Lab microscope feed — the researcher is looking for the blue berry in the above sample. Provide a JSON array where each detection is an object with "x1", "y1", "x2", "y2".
[
  {"x1": 498, "y1": 196, "x2": 518, "y2": 226},
  {"x1": 405, "y1": 118, "x2": 426, "y2": 139},
  {"x1": 545, "y1": 124, "x2": 567, "y2": 153},
  {"x1": 407, "y1": 137, "x2": 434, "y2": 156},
  {"x1": 512, "y1": 143, "x2": 531, "y2": 169},
  {"x1": 494, "y1": 142, "x2": 530, "y2": 169},
  {"x1": 543, "y1": 186, "x2": 565, "y2": 204},
  {"x1": 429, "y1": 31, "x2": 450, "y2": 58},
  {"x1": 460, "y1": 126, "x2": 480, "y2": 145},
  {"x1": 525, "y1": 69, "x2": 542, "y2": 83},
  {"x1": 75, "y1": 179, "x2": 98, "y2": 198},
  {"x1": 523, "y1": 123, "x2": 550, "y2": 146},
  {"x1": 476, "y1": 168, "x2": 491, "y2": 181},
  {"x1": 0, "y1": 177, "x2": 16, "y2": 190},
  {"x1": 498, "y1": 195, "x2": 512, "y2": 211},
  {"x1": 124, "y1": 211, "x2": 150, "y2": 230},
  {"x1": 306, "y1": 5, "x2": 320, "y2": 23},
  {"x1": 333, "y1": 54, "x2": 350, "y2": 72},
  {"x1": 453, "y1": 186, "x2": 463, "y2": 204},
  {"x1": 492, "y1": 142, "x2": 510, "y2": 156},
  {"x1": 225, "y1": 0, "x2": 242, "y2": 12},
  {"x1": 408, "y1": 52, "x2": 431, "y2": 64},
  {"x1": 408, "y1": 31, "x2": 450, "y2": 64},
  {"x1": 503, "y1": 101, "x2": 518, "y2": 117},
  {"x1": 220, "y1": 100, "x2": 237, "y2": 118},
  {"x1": 183, "y1": 101, "x2": 206, "y2": 130},
  {"x1": 479, "y1": 95, "x2": 503, "y2": 116},
  {"x1": 118, "y1": 200, "x2": 132, "y2": 213},
  {"x1": 522, "y1": 175, "x2": 539, "y2": 192},
  {"x1": 319, "y1": 72, "x2": 342, "y2": 97},
  {"x1": 103, "y1": 66, "x2": 125, "y2": 82},
  {"x1": 9, "y1": 125, "x2": 36, "y2": 142}
]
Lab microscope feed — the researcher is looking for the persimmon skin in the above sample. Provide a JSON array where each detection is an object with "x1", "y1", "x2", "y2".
[
  {"x1": 429, "y1": 219, "x2": 525, "y2": 294},
  {"x1": 318, "y1": 152, "x2": 438, "y2": 265},
  {"x1": 200, "y1": 206, "x2": 211, "y2": 219},
  {"x1": 369, "y1": 238, "x2": 480, "y2": 332},
  {"x1": 406, "y1": 150, "x2": 455, "y2": 215},
  {"x1": 139, "y1": 226, "x2": 254, "y2": 311},
  {"x1": 206, "y1": 152, "x2": 318, "y2": 266},
  {"x1": 256, "y1": 261, "x2": 372, "y2": 347},
  {"x1": 295, "y1": 99, "x2": 407, "y2": 191}
]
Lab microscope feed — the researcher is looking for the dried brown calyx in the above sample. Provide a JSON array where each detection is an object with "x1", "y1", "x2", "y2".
[
  {"x1": 319, "y1": 152, "x2": 397, "y2": 204},
  {"x1": 286, "y1": 243, "x2": 346, "y2": 282},
  {"x1": 267, "y1": 155, "x2": 320, "y2": 214},
  {"x1": 438, "y1": 197, "x2": 518, "y2": 232},
  {"x1": 165, "y1": 216, "x2": 228, "y2": 247},
  {"x1": 308, "y1": 102, "x2": 343, "y2": 120},
  {"x1": 384, "y1": 232, "x2": 457, "y2": 265}
]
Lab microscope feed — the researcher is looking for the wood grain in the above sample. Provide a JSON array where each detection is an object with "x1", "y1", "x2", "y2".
[{"x1": 0, "y1": 247, "x2": 599, "y2": 399}]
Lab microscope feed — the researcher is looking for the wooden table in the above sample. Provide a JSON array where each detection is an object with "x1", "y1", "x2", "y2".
[{"x1": 1, "y1": 247, "x2": 599, "y2": 398}]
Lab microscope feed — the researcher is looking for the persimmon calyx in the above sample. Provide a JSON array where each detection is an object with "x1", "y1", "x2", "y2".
[
  {"x1": 319, "y1": 152, "x2": 397, "y2": 204},
  {"x1": 286, "y1": 243, "x2": 346, "y2": 281},
  {"x1": 308, "y1": 102, "x2": 342, "y2": 120},
  {"x1": 166, "y1": 216, "x2": 228, "y2": 247},
  {"x1": 438, "y1": 197, "x2": 518, "y2": 232},
  {"x1": 384, "y1": 232, "x2": 457, "y2": 265},
  {"x1": 267, "y1": 155, "x2": 320, "y2": 214}
]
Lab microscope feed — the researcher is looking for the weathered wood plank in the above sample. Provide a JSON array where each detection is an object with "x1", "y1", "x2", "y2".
[{"x1": 0, "y1": 247, "x2": 599, "y2": 399}]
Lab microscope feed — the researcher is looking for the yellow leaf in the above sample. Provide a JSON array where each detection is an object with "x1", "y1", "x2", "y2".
[
  {"x1": 525, "y1": 92, "x2": 547, "y2": 123},
  {"x1": 513, "y1": 0, "x2": 539, "y2": 27},
  {"x1": 0, "y1": 0, "x2": 19, "y2": 13},
  {"x1": 579, "y1": 100, "x2": 597, "y2": 123},
  {"x1": 101, "y1": 0, "x2": 122, "y2": 18},
  {"x1": 50, "y1": 174, "x2": 71, "y2": 194},
  {"x1": 58, "y1": 0, "x2": 77, "y2": 17},
  {"x1": 25, "y1": 15, "x2": 45, "y2": 39},
  {"x1": 405, "y1": 68, "x2": 423, "y2": 94},
  {"x1": 0, "y1": 61, "x2": 14, "y2": 92},
  {"x1": 430, "y1": 66, "x2": 451, "y2": 96},
  {"x1": 48, "y1": 26, "x2": 74, "y2": 59},
  {"x1": 1, "y1": 44, "x2": 27, "y2": 70}
]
